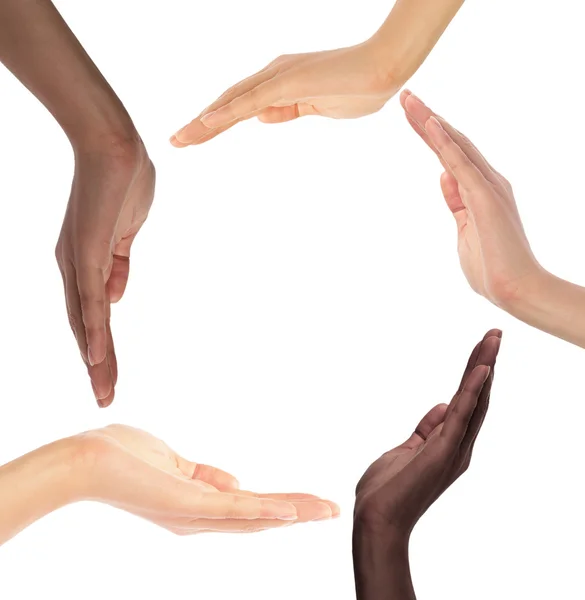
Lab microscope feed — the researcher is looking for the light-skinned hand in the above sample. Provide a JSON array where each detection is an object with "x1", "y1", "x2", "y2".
[
  {"x1": 170, "y1": 42, "x2": 396, "y2": 147},
  {"x1": 76, "y1": 424, "x2": 339, "y2": 534},
  {"x1": 400, "y1": 90, "x2": 543, "y2": 309}
]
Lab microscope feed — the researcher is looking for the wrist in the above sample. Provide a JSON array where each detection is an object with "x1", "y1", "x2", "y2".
[
  {"x1": 61, "y1": 83, "x2": 142, "y2": 158},
  {"x1": 366, "y1": 0, "x2": 466, "y2": 90},
  {"x1": 353, "y1": 520, "x2": 414, "y2": 600},
  {"x1": 34, "y1": 437, "x2": 88, "y2": 506},
  {"x1": 495, "y1": 265, "x2": 552, "y2": 316},
  {"x1": 500, "y1": 267, "x2": 585, "y2": 348},
  {"x1": 360, "y1": 37, "x2": 406, "y2": 97},
  {"x1": 71, "y1": 122, "x2": 144, "y2": 159},
  {"x1": 0, "y1": 437, "x2": 85, "y2": 545}
]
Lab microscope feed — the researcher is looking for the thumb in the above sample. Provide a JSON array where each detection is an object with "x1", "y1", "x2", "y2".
[
  {"x1": 440, "y1": 171, "x2": 467, "y2": 233},
  {"x1": 401, "y1": 403, "x2": 448, "y2": 449},
  {"x1": 176, "y1": 456, "x2": 240, "y2": 491},
  {"x1": 257, "y1": 103, "x2": 318, "y2": 124},
  {"x1": 108, "y1": 231, "x2": 138, "y2": 302},
  {"x1": 107, "y1": 254, "x2": 130, "y2": 303}
]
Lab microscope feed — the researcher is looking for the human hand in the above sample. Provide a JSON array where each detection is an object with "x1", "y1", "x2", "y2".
[
  {"x1": 400, "y1": 91, "x2": 545, "y2": 309},
  {"x1": 76, "y1": 424, "x2": 339, "y2": 534},
  {"x1": 354, "y1": 329, "x2": 501, "y2": 541},
  {"x1": 170, "y1": 42, "x2": 397, "y2": 147},
  {"x1": 55, "y1": 137, "x2": 155, "y2": 407}
]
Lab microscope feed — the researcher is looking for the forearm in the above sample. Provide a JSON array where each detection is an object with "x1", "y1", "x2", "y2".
[
  {"x1": 353, "y1": 528, "x2": 416, "y2": 600},
  {"x1": 0, "y1": 438, "x2": 82, "y2": 546},
  {"x1": 0, "y1": 0, "x2": 137, "y2": 150},
  {"x1": 505, "y1": 270, "x2": 585, "y2": 350},
  {"x1": 368, "y1": 0, "x2": 465, "y2": 83}
]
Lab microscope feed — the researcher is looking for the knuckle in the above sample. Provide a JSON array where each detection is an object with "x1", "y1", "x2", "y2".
[
  {"x1": 55, "y1": 243, "x2": 63, "y2": 265},
  {"x1": 271, "y1": 54, "x2": 290, "y2": 66},
  {"x1": 224, "y1": 496, "x2": 244, "y2": 519},
  {"x1": 79, "y1": 292, "x2": 105, "y2": 309},
  {"x1": 498, "y1": 174, "x2": 513, "y2": 192}
]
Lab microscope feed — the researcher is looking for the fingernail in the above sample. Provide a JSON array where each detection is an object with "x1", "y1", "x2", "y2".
[
  {"x1": 88, "y1": 346, "x2": 95, "y2": 366},
  {"x1": 172, "y1": 125, "x2": 188, "y2": 142},
  {"x1": 200, "y1": 111, "x2": 217, "y2": 126},
  {"x1": 428, "y1": 116, "x2": 443, "y2": 130},
  {"x1": 278, "y1": 514, "x2": 299, "y2": 521},
  {"x1": 313, "y1": 504, "x2": 333, "y2": 521},
  {"x1": 91, "y1": 381, "x2": 103, "y2": 406}
]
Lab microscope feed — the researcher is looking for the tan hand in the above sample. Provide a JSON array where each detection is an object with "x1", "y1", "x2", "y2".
[
  {"x1": 170, "y1": 42, "x2": 396, "y2": 147},
  {"x1": 55, "y1": 139, "x2": 155, "y2": 407},
  {"x1": 401, "y1": 91, "x2": 543, "y2": 308},
  {"x1": 78, "y1": 425, "x2": 338, "y2": 534}
]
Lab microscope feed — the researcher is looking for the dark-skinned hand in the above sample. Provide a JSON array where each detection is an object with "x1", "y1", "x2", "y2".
[{"x1": 353, "y1": 329, "x2": 502, "y2": 600}]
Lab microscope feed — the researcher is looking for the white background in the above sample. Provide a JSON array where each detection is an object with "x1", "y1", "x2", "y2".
[{"x1": 0, "y1": 0, "x2": 584, "y2": 597}]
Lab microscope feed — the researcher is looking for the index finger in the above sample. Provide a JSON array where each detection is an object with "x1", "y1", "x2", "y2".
[
  {"x1": 171, "y1": 66, "x2": 277, "y2": 145},
  {"x1": 195, "y1": 492, "x2": 298, "y2": 520},
  {"x1": 440, "y1": 365, "x2": 490, "y2": 446},
  {"x1": 456, "y1": 329, "x2": 503, "y2": 394},
  {"x1": 424, "y1": 117, "x2": 489, "y2": 193},
  {"x1": 195, "y1": 77, "x2": 284, "y2": 130},
  {"x1": 444, "y1": 331, "x2": 502, "y2": 425},
  {"x1": 76, "y1": 265, "x2": 107, "y2": 366},
  {"x1": 401, "y1": 91, "x2": 501, "y2": 185},
  {"x1": 460, "y1": 337, "x2": 502, "y2": 456}
]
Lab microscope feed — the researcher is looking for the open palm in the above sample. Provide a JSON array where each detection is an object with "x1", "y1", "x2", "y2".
[
  {"x1": 355, "y1": 330, "x2": 501, "y2": 537},
  {"x1": 79, "y1": 425, "x2": 339, "y2": 535}
]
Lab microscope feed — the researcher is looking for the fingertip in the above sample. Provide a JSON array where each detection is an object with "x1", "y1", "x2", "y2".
[
  {"x1": 425, "y1": 115, "x2": 444, "y2": 134},
  {"x1": 324, "y1": 500, "x2": 340, "y2": 517},
  {"x1": 480, "y1": 334, "x2": 502, "y2": 358},
  {"x1": 109, "y1": 291, "x2": 123, "y2": 304},
  {"x1": 404, "y1": 91, "x2": 426, "y2": 114},
  {"x1": 87, "y1": 344, "x2": 106, "y2": 367},
  {"x1": 173, "y1": 124, "x2": 201, "y2": 145},
  {"x1": 483, "y1": 328, "x2": 503, "y2": 340},
  {"x1": 169, "y1": 135, "x2": 187, "y2": 148},
  {"x1": 440, "y1": 170, "x2": 453, "y2": 186},
  {"x1": 475, "y1": 364, "x2": 491, "y2": 384},
  {"x1": 97, "y1": 387, "x2": 114, "y2": 408},
  {"x1": 399, "y1": 88, "x2": 412, "y2": 107},
  {"x1": 199, "y1": 110, "x2": 218, "y2": 128},
  {"x1": 312, "y1": 502, "x2": 334, "y2": 521}
]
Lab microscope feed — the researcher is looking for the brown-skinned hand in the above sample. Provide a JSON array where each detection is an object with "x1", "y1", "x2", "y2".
[{"x1": 353, "y1": 329, "x2": 502, "y2": 600}]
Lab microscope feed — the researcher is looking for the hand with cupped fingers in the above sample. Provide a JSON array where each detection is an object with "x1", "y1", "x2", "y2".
[
  {"x1": 170, "y1": 43, "x2": 396, "y2": 147},
  {"x1": 352, "y1": 330, "x2": 502, "y2": 600},
  {"x1": 400, "y1": 90, "x2": 543, "y2": 309},
  {"x1": 77, "y1": 424, "x2": 339, "y2": 535},
  {"x1": 354, "y1": 329, "x2": 501, "y2": 537}
]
